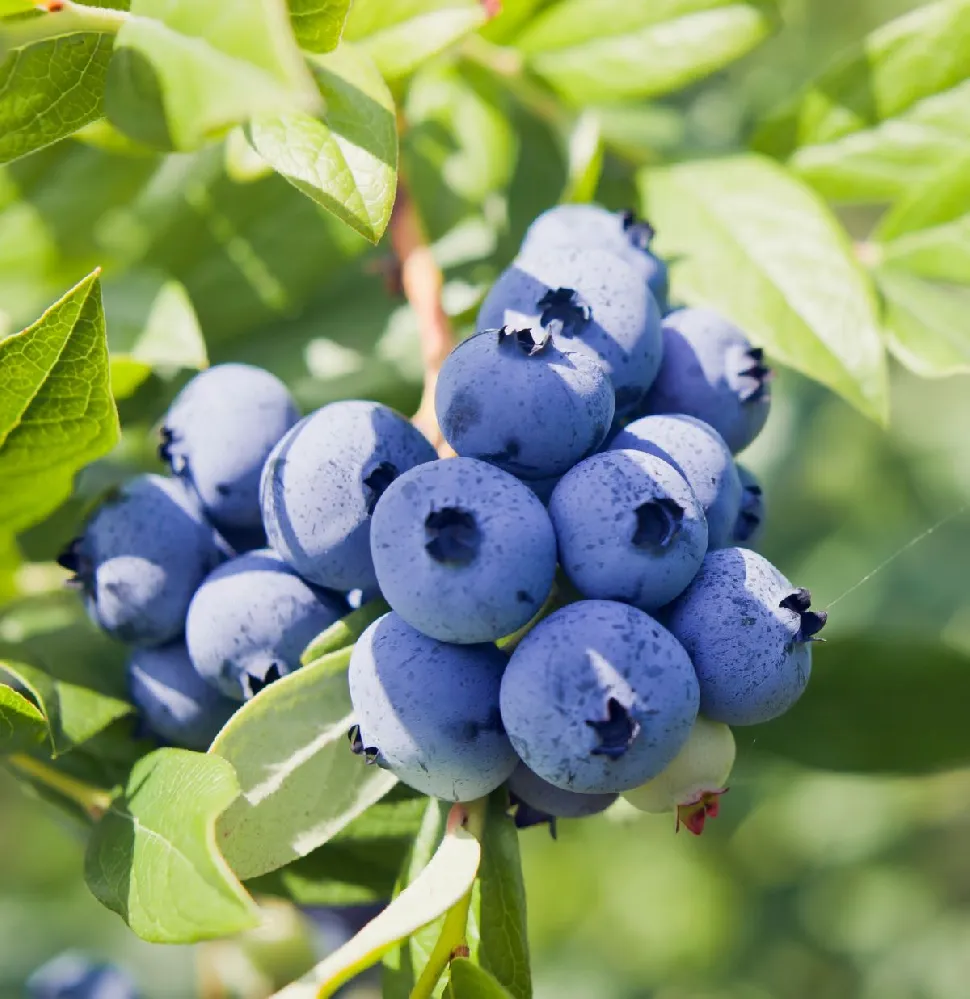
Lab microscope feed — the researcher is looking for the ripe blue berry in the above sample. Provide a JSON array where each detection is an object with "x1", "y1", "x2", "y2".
[
  {"x1": 348, "y1": 612, "x2": 517, "y2": 801},
  {"x1": 665, "y1": 548, "x2": 826, "y2": 725},
  {"x1": 610, "y1": 415, "x2": 741, "y2": 549},
  {"x1": 261, "y1": 400, "x2": 436, "y2": 591},
  {"x1": 639, "y1": 308, "x2": 771, "y2": 453},
  {"x1": 160, "y1": 363, "x2": 299, "y2": 530},
  {"x1": 27, "y1": 953, "x2": 140, "y2": 999},
  {"x1": 477, "y1": 245, "x2": 663, "y2": 415},
  {"x1": 733, "y1": 465, "x2": 765, "y2": 545},
  {"x1": 507, "y1": 761, "x2": 617, "y2": 831},
  {"x1": 186, "y1": 549, "x2": 347, "y2": 701},
  {"x1": 370, "y1": 458, "x2": 557, "y2": 644},
  {"x1": 59, "y1": 475, "x2": 225, "y2": 647},
  {"x1": 500, "y1": 600, "x2": 699, "y2": 793},
  {"x1": 548, "y1": 449, "x2": 708, "y2": 611}
]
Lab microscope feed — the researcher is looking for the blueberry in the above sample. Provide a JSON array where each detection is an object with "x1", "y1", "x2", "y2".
[
  {"x1": 348, "y1": 612, "x2": 517, "y2": 801},
  {"x1": 127, "y1": 642, "x2": 237, "y2": 751},
  {"x1": 610, "y1": 415, "x2": 742, "y2": 549},
  {"x1": 370, "y1": 458, "x2": 557, "y2": 644},
  {"x1": 500, "y1": 600, "x2": 699, "y2": 793},
  {"x1": 435, "y1": 328, "x2": 614, "y2": 480},
  {"x1": 548, "y1": 449, "x2": 708, "y2": 612},
  {"x1": 665, "y1": 548, "x2": 826, "y2": 725},
  {"x1": 733, "y1": 464, "x2": 765, "y2": 546},
  {"x1": 27, "y1": 952, "x2": 140, "y2": 999},
  {"x1": 261, "y1": 401, "x2": 437, "y2": 591},
  {"x1": 638, "y1": 308, "x2": 771, "y2": 453},
  {"x1": 521, "y1": 204, "x2": 670, "y2": 313},
  {"x1": 185, "y1": 549, "x2": 347, "y2": 701},
  {"x1": 477, "y1": 245, "x2": 663, "y2": 416},
  {"x1": 60, "y1": 475, "x2": 225, "y2": 647},
  {"x1": 160, "y1": 364, "x2": 299, "y2": 530},
  {"x1": 507, "y1": 761, "x2": 617, "y2": 832}
]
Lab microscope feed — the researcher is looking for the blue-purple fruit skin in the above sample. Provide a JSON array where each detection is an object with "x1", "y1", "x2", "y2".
[
  {"x1": 160, "y1": 363, "x2": 299, "y2": 530},
  {"x1": 499, "y1": 600, "x2": 699, "y2": 793},
  {"x1": 520, "y1": 203, "x2": 670, "y2": 313},
  {"x1": 27, "y1": 952, "x2": 140, "y2": 999},
  {"x1": 435, "y1": 329, "x2": 615, "y2": 480},
  {"x1": 477, "y1": 245, "x2": 663, "y2": 416},
  {"x1": 128, "y1": 643, "x2": 237, "y2": 751},
  {"x1": 665, "y1": 548, "x2": 822, "y2": 725},
  {"x1": 549, "y1": 449, "x2": 708, "y2": 612},
  {"x1": 734, "y1": 465, "x2": 765, "y2": 546},
  {"x1": 508, "y1": 761, "x2": 617, "y2": 818},
  {"x1": 610, "y1": 415, "x2": 741, "y2": 550},
  {"x1": 348, "y1": 612, "x2": 517, "y2": 801},
  {"x1": 370, "y1": 458, "x2": 557, "y2": 644},
  {"x1": 639, "y1": 308, "x2": 771, "y2": 453},
  {"x1": 260, "y1": 400, "x2": 436, "y2": 591},
  {"x1": 186, "y1": 549, "x2": 347, "y2": 701},
  {"x1": 72, "y1": 475, "x2": 225, "y2": 647}
]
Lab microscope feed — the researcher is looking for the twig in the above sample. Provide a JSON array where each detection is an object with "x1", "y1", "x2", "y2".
[
  {"x1": 389, "y1": 183, "x2": 455, "y2": 455},
  {"x1": 7, "y1": 754, "x2": 111, "y2": 821}
]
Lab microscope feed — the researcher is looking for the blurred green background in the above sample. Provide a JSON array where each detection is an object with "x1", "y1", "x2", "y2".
[{"x1": 3, "y1": 0, "x2": 970, "y2": 996}]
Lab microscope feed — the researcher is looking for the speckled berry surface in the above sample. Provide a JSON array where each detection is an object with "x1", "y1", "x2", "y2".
[
  {"x1": 665, "y1": 547, "x2": 826, "y2": 725},
  {"x1": 733, "y1": 464, "x2": 765, "y2": 545},
  {"x1": 348, "y1": 612, "x2": 517, "y2": 802},
  {"x1": 64, "y1": 474, "x2": 225, "y2": 647},
  {"x1": 160, "y1": 363, "x2": 299, "y2": 530},
  {"x1": 639, "y1": 308, "x2": 771, "y2": 453},
  {"x1": 500, "y1": 600, "x2": 699, "y2": 793},
  {"x1": 261, "y1": 400, "x2": 436, "y2": 591},
  {"x1": 185, "y1": 549, "x2": 347, "y2": 702},
  {"x1": 128, "y1": 642, "x2": 236, "y2": 751},
  {"x1": 477, "y1": 245, "x2": 663, "y2": 416},
  {"x1": 436, "y1": 328, "x2": 614, "y2": 480},
  {"x1": 508, "y1": 761, "x2": 617, "y2": 820},
  {"x1": 610, "y1": 414, "x2": 742, "y2": 549},
  {"x1": 370, "y1": 458, "x2": 557, "y2": 644},
  {"x1": 549, "y1": 449, "x2": 708, "y2": 611}
]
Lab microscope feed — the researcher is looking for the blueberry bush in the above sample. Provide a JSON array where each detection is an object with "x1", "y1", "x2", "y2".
[{"x1": 1, "y1": 1, "x2": 970, "y2": 997}]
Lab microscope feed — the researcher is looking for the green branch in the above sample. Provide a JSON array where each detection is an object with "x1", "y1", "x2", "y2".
[
  {"x1": 1, "y1": 2, "x2": 128, "y2": 51},
  {"x1": 7, "y1": 753, "x2": 112, "y2": 820}
]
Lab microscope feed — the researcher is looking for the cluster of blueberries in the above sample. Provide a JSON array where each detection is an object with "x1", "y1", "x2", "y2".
[{"x1": 61, "y1": 202, "x2": 825, "y2": 838}]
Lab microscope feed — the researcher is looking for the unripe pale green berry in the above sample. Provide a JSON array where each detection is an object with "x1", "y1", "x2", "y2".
[{"x1": 622, "y1": 716, "x2": 735, "y2": 834}]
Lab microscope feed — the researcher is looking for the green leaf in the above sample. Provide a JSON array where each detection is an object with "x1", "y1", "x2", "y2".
[
  {"x1": 105, "y1": 0, "x2": 320, "y2": 151},
  {"x1": 288, "y1": 0, "x2": 352, "y2": 53},
  {"x1": 300, "y1": 598, "x2": 391, "y2": 665},
  {"x1": 448, "y1": 960, "x2": 515, "y2": 999},
  {"x1": 640, "y1": 155, "x2": 888, "y2": 422},
  {"x1": 85, "y1": 748, "x2": 260, "y2": 943},
  {"x1": 753, "y1": 0, "x2": 970, "y2": 203},
  {"x1": 245, "y1": 785, "x2": 427, "y2": 906},
  {"x1": 248, "y1": 43, "x2": 398, "y2": 243},
  {"x1": 344, "y1": 0, "x2": 487, "y2": 81},
  {"x1": 210, "y1": 647, "x2": 398, "y2": 881},
  {"x1": 272, "y1": 802, "x2": 481, "y2": 999},
  {"x1": 874, "y1": 152, "x2": 970, "y2": 284},
  {"x1": 560, "y1": 111, "x2": 604, "y2": 205},
  {"x1": 874, "y1": 269, "x2": 970, "y2": 377},
  {"x1": 0, "y1": 682, "x2": 47, "y2": 754},
  {"x1": 0, "y1": 1, "x2": 38, "y2": 13},
  {"x1": 741, "y1": 636, "x2": 970, "y2": 774},
  {"x1": 516, "y1": 0, "x2": 778, "y2": 104},
  {"x1": 0, "y1": 271, "x2": 120, "y2": 535}
]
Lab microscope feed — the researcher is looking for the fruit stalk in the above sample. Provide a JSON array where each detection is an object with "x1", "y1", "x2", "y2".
[{"x1": 7, "y1": 754, "x2": 111, "y2": 821}]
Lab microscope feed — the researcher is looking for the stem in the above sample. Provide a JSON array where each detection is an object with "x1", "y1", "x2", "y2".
[
  {"x1": 1, "y1": 3, "x2": 127, "y2": 49},
  {"x1": 7, "y1": 753, "x2": 111, "y2": 820},
  {"x1": 389, "y1": 181, "x2": 456, "y2": 456},
  {"x1": 408, "y1": 798, "x2": 489, "y2": 999}
]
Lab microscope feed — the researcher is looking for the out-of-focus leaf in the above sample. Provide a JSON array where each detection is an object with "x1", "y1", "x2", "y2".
[
  {"x1": 85, "y1": 748, "x2": 260, "y2": 943},
  {"x1": 742, "y1": 636, "x2": 970, "y2": 774},
  {"x1": 447, "y1": 960, "x2": 514, "y2": 999},
  {"x1": 0, "y1": 272, "x2": 120, "y2": 534},
  {"x1": 210, "y1": 647, "x2": 398, "y2": 881},
  {"x1": 874, "y1": 269, "x2": 970, "y2": 377},
  {"x1": 288, "y1": 0, "x2": 352, "y2": 53},
  {"x1": 516, "y1": 0, "x2": 778, "y2": 104},
  {"x1": 754, "y1": 0, "x2": 970, "y2": 203},
  {"x1": 105, "y1": 0, "x2": 319, "y2": 151},
  {"x1": 0, "y1": 1, "x2": 37, "y2": 13},
  {"x1": 641, "y1": 155, "x2": 888, "y2": 422},
  {"x1": 479, "y1": 0, "x2": 550, "y2": 43},
  {"x1": 0, "y1": 683, "x2": 47, "y2": 754},
  {"x1": 344, "y1": 0, "x2": 487, "y2": 81},
  {"x1": 561, "y1": 111, "x2": 604, "y2": 204},
  {"x1": 248, "y1": 43, "x2": 397, "y2": 243}
]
